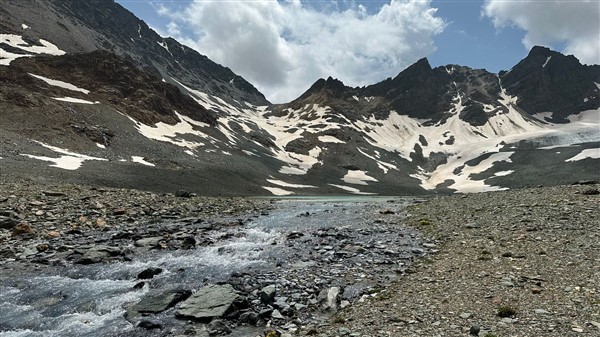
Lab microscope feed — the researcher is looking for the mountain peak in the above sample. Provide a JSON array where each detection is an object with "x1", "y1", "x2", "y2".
[{"x1": 528, "y1": 45, "x2": 553, "y2": 56}]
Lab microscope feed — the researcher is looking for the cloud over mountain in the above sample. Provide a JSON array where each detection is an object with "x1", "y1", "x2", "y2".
[
  {"x1": 158, "y1": 0, "x2": 445, "y2": 103},
  {"x1": 483, "y1": 0, "x2": 600, "y2": 65}
]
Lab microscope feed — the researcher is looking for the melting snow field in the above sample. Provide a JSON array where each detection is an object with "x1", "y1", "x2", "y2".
[
  {"x1": 21, "y1": 142, "x2": 107, "y2": 170},
  {"x1": 342, "y1": 170, "x2": 378, "y2": 185},
  {"x1": 566, "y1": 148, "x2": 600, "y2": 162},
  {"x1": 126, "y1": 112, "x2": 213, "y2": 149},
  {"x1": 0, "y1": 34, "x2": 65, "y2": 65}
]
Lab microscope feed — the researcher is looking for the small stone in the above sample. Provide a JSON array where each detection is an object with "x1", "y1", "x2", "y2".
[
  {"x1": 239, "y1": 311, "x2": 259, "y2": 324},
  {"x1": 534, "y1": 309, "x2": 551, "y2": 315},
  {"x1": 134, "y1": 237, "x2": 163, "y2": 248},
  {"x1": 12, "y1": 223, "x2": 34, "y2": 237},
  {"x1": 460, "y1": 312, "x2": 473, "y2": 319},
  {"x1": 47, "y1": 231, "x2": 61, "y2": 238},
  {"x1": 96, "y1": 217, "x2": 107, "y2": 227},
  {"x1": 337, "y1": 327, "x2": 351, "y2": 336},
  {"x1": 0, "y1": 216, "x2": 18, "y2": 229},
  {"x1": 138, "y1": 320, "x2": 162, "y2": 330},
  {"x1": 42, "y1": 190, "x2": 66, "y2": 196},
  {"x1": 175, "y1": 190, "x2": 192, "y2": 198},
  {"x1": 133, "y1": 282, "x2": 145, "y2": 289},
  {"x1": 271, "y1": 309, "x2": 284, "y2": 319},
  {"x1": 264, "y1": 329, "x2": 281, "y2": 337},
  {"x1": 469, "y1": 325, "x2": 480, "y2": 336},
  {"x1": 572, "y1": 327, "x2": 584, "y2": 333},
  {"x1": 531, "y1": 287, "x2": 542, "y2": 294},
  {"x1": 36, "y1": 243, "x2": 49, "y2": 252},
  {"x1": 112, "y1": 208, "x2": 127, "y2": 216},
  {"x1": 137, "y1": 267, "x2": 163, "y2": 279},
  {"x1": 259, "y1": 285, "x2": 276, "y2": 304},
  {"x1": 207, "y1": 319, "x2": 231, "y2": 334}
]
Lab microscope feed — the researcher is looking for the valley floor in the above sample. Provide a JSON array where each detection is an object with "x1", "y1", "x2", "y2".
[
  {"x1": 316, "y1": 184, "x2": 600, "y2": 337},
  {"x1": 0, "y1": 179, "x2": 598, "y2": 337}
]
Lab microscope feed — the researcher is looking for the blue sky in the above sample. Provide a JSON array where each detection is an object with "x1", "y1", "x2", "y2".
[{"x1": 115, "y1": 0, "x2": 599, "y2": 102}]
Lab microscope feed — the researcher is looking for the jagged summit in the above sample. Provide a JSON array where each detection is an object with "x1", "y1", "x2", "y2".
[{"x1": 501, "y1": 45, "x2": 600, "y2": 121}]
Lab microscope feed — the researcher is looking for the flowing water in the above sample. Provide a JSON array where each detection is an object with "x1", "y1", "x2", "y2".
[{"x1": 0, "y1": 196, "x2": 420, "y2": 337}]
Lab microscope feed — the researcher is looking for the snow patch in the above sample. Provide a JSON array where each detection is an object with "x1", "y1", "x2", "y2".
[
  {"x1": 242, "y1": 150, "x2": 259, "y2": 157},
  {"x1": 127, "y1": 111, "x2": 213, "y2": 149},
  {"x1": 266, "y1": 179, "x2": 316, "y2": 189},
  {"x1": 262, "y1": 186, "x2": 294, "y2": 196},
  {"x1": 318, "y1": 135, "x2": 345, "y2": 144},
  {"x1": 96, "y1": 143, "x2": 106, "y2": 149},
  {"x1": 30, "y1": 73, "x2": 90, "y2": 94},
  {"x1": 21, "y1": 141, "x2": 107, "y2": 170},
  {"x1": 0, "y1": 34, "x2": 65, "y2": 65},
  {"x1": 157, "y1": 40, "x2": 174, "y2": 58},
  {"x1": 21, "y1": 24, "x2": 29, "y2": 29},
  {"x1": 494, "y1": 170, "x2": 514, "y2": 177},
  {"x1": 131, "y1": 156, "x2": 154, "y2": 167},
  {"x1": 566, "y1": 148, "x2": 600, "y2": 162},
  {"x1": 356, "y1": 148, "x2": 397, "y2": 174},
  {"x1": 328, "y1": 184, "x2": 376, "y2": 195},
  {"x1": 352, "y1": 95, "x2": 359, "y2": 102},
  {"x1": 413, "y1": 151, "x2": 514, "y2": 193},
  {"x1": 52, "y1": 97, "x2": 98, "y2": 104},
  {"x1": 542, "y1": 56, "x2": 552, "y2": 68},
  {"x1": 342, "y1": 170, "x2": 378, "y2": 185}
]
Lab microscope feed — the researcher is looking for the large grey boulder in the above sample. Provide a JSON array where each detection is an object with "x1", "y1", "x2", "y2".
[
  {"x1": 132, "y1": 289, "x2": 191, "y2": 314},
  {"x1": 176, "y1": 284, "x2": 240, "y2": 321}
]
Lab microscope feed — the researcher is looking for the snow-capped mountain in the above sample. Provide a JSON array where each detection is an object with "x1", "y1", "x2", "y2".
[{"x1": 1, "y1": 0, "x2": 598, "y2": 195}]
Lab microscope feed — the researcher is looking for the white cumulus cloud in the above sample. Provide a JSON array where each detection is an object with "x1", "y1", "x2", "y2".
[
  {"x1": 157, "y1": 0, "x2": 445, "y2": 103},
  {"x1": 483, "y1": 0, "x2": 600, "y2": 65}
]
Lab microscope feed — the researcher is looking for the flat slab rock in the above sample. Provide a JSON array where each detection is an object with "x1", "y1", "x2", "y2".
[
  {"x1": 132, "y1": 289, "x2": 191, "y2": 314},
  {"x1": 176, "y1": 284, "x2": 239, "y2": 320}
]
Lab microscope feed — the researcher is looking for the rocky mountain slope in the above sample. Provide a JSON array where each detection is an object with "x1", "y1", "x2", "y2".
[{"x1": 0, "y1": 0, "x2": 599, "y2": 196}]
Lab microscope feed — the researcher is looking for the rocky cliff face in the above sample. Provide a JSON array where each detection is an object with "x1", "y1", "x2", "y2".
[
  {"x1": 500, "y1": 46, "x2": 600, "y2": 122},
  {"x1": 5, "y1": 50, "x2": 217, "y2": 126},
  {"x1": 0, "y1": 0, "x2": 268, "y2": 106}
]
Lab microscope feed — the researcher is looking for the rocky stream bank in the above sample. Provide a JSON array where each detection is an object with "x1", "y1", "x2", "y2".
[{"x1": 0, "y1": 180, "x2": 429, "y2": 337}]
